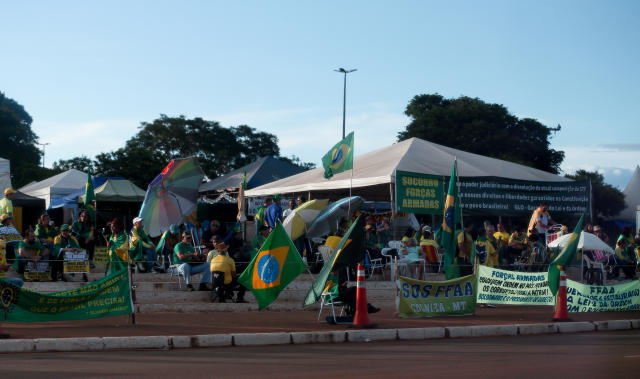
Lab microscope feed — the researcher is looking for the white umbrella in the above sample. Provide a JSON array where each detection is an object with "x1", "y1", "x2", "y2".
[
  {"x1": 547, "y1": 231, "x2": 614, "y2": 253},
  {"x1": 282, "y1": 199, "x2": 329, "y2": 240}
]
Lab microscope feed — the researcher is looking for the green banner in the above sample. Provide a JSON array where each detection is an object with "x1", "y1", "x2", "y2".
[
  {"x1": 455, "y1": 176, "x2": 591, "y2": 216},
  {"x1": 567, "y1": 279, "x2": 640, "y2": 312},
  {"x1": 395, "y1": 170, "x2": 444, "y2": 214},
  {"x1": 397, "y1": 275, "x2": 476, "y2": 317},
  {"x1": 477, "y1": 266, "x2": 554, "y2": 305},
  {"x1": 0, "y1": 268, "x2": 133, "y2": 322}
]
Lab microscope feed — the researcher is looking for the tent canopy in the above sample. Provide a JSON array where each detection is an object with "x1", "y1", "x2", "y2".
[
  {"x1": 246, "y1": 138, "x2": 570, "y2": 198},
  {"x1": 19, "y1": 169, "x2": 87, "y2": 209},
  {"x1": 199, "y1": 156, "x2": 306, "y2": 193},
  {"x1": 547, "y1": 231, "x2": 614, "y2": 253},
  {"x1": 0, "y1": 157, "x2": 12, "y2": 199},
  {"x1": 615, "y1": 165, "x2": 640, "y2": 222},
  {"x1": 79, "y1": 178, "x2": 145, "y2": 202}
]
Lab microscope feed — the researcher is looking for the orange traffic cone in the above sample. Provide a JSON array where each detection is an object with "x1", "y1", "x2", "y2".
[
  {"x1": 352, "y1": 263, "x2": 375, "y2": 328},
  {"x1": 552, "y1": 267, "x2": 571, "y2": 321}
]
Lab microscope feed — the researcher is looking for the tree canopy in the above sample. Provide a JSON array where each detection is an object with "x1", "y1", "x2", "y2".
[
  {"x1": 54, "y1": 115, "x2": 314, "y2": 189},
  {"x1": 398, "y1": 94, "x2": 565, "y2": 174},
  {"x1": 0, "y1": 92, "x2": 50, "y2": 188},
  {"x1": 565, "y1": 170, "x2": 625, "y2": 222}
]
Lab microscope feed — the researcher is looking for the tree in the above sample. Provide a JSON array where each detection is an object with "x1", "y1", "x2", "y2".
[
  {"x1": 52, "y1": 156, "x2": 96, "y2": 173},
  {"x1": 0, "y1": 92, "x2": 48, "y2": 188},
  {"x1": 398, "y1": 94, "x2": 565, "y2": 174},
  {"x1": 565, "y1": 170, "x2": 625, "y2": 223},
  {"x1": 88, "y1": 115, "x2": 313, "y2": 188}
]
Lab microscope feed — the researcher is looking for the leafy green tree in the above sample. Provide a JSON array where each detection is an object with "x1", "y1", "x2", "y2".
[
  {"x1": 0, "y1": 92, "x2": 48, "y2": 188},
  {"x1": 398, "y1": 94, "x2": 565, "y2": 174},
  {"x1": 565, "y1": 170, "x2": 625, "y2": 222},
  {"x1": 52, "y1": 156, "x2": 96, "y2": 173}
]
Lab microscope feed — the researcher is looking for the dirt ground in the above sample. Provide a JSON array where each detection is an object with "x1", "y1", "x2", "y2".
[{"x1": 2, "y1": 305, "x2": 638, "y2": 339}]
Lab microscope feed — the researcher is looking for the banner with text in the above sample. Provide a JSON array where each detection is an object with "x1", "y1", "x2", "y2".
[
  {"x1": 476, "y1": 266, "x2": 554, "y2": 305},
  {"x1": 567, "y1": 279, "x2": 640, "y2": 312},
  {"x1": 397, "y1": 274, "x2": 476, "y2": 318},
  {"x1": 395, "y1": 170, "x2": 444, "y2": 214},
  {"x1": 455, "y1": 177, "x2": 591, "y2": 216},
  {"x1": 0, "y1": 268, "x2": 133, "y2": 322}
]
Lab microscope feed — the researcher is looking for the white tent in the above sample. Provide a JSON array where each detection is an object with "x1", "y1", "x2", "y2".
[
  {"x1": 547, "y1": 231, "x2": 614, "y2": 253},
  {"x1": 616, "y1": 165, "x2": 640, "y2": 222},
  {"x1": 0, "y1": 158, "x2": 12, "y2": 199},
  {"x1": 19, "y1": 169, "x2": 87, "y2": 209},
  {"x1": 245, "y1": 137, "x2": 570, "y2": 198}
]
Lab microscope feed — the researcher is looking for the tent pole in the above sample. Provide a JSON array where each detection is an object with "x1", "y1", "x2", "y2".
[{"x1": 389, "y1": 181, "x2": 395, "y2": 239}]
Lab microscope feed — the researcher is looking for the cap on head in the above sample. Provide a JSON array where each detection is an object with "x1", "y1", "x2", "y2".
[
  {"x1": 60, "y1": 224, "x2": 70, "y2": 231},
  {"x1": 0, "y1": 213, "x2": 12, "y2": 223},
  {"x1": 422, "y1": 225, "x2": 432, "y2": 233},
  {"x1": 133, "y1": 217, "x2": 143, "y2": 224},
  {"x1": 4, "y1": 188, "x2": 16, "y2": 196}
]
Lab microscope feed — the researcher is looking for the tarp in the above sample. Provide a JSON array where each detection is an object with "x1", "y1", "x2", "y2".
[
  {"x1": 0, "y1": 157, "x2": 12, "y2": 198},
  {"x1": 19, "y1": 169, "x2": 88, "y2": 209},
  {"x1": 79, "y1": 178, "x2": 145, "y2": 203},
  {"x1": 246, "y1": 138, "x2": 570, "y2": 198},
  {"x1": 199, "y1": 156, "x2": 306, "y2": 193},
  {"x1": 11, "y1": 190, "x2": 45, "y2": 208},
  {"x1": 616, "y1": 165, "x2": 640, "y2": 222}
]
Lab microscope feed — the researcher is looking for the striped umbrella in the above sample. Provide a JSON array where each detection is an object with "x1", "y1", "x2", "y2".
[
  {"x1": 306, "y1": 196, "x2": 364, "y2": 238},
  {"x1": 282, "y1": 199, "x2": 329, "y2": 240}
]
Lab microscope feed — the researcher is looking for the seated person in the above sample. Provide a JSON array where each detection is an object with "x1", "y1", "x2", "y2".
[
  {"x1": 35, "y1": 213, "x2": 57, "y2": 252},
  {"x1": 15, "y1": 229, "x2": 50, "y2": 277},
  {"x1": 173, "y1": 232, "x2": 211, "y2": 291},
  {"x1": 609, "y1": 237, "x2": 636, "y2": 280},
  {"x1": 129, "y1": 217, "x2": 161, "y2": 273},
  {"x1": 227, "y1": 228, "x2": 250, "y2": 270},
  {"x1": 51, "y1": 224, "x2": 82, "y2": 281},
  {"x1": 250, "y1": 226, "x2": 270, "y2": 258},
  {"x1": 202, "y1": 220, "x2": 224, "y2": 250},
  {"x1": 419, "y1": 226, "x2": 440, "y2": 270},
  {"x1": 206, "y1": 236, "x2": 222, "y2": 262},
  {"x1": 209, "y1": 242, "x2": 246, "y2": 303},
  {"x1": 106, "y1": 218, "x2": 130, "y2": 273},
  {"x1": 365, "y1": 225, "x2": 382, "y2": 260},
  {"x1": 0, "y1": 213, "x2": 22, "y2": 263},
  {"x1": 335, "y1": 218, "x2": 349, "y2": 237},
  {"x1": 71, "y1": 210, "x2": 96, "y2": 268},
  {"x1": 1, "y1": 239, "x2": 23, "y2": 287},
  {"x1": 156, "y1": 224, "x2": 180, "y2": 270},
  {"x1": 335, "y1": 270, "x2": 379, "y2": 316},
  {"x1": 507, "y1": 227, "x2": 527, "y2": 265}
]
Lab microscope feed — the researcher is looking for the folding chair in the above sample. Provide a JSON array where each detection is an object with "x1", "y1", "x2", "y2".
[
  {"x1": 366, "y1": 250, "x2": 385, "y2": 280},
  {"x1": 167, "y1": 254, "x2": 186, "y2": 289},
  {"x1": 317, "y1": 276, "x2": 345, "y2": 322}
]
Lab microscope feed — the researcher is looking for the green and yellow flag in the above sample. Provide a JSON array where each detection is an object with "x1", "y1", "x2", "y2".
[
  {"x1": 322, "y1": 132, "x2": 354, "y2": 179},
  {"x1": 442, "y1": 160, "x2": 462, "y2": 279},
  {"x1": 548, "y1": 214, "x2": 584, "y2": 296},
  {"x1": 303, "y1": 215, "x2": 366, "y2": 306},
  {"x1": 83, "y1": 170, "x2": 96, "y2": 223},
  {"x1": 238, "y1": 222, "x2": 306, "y2": 310}
]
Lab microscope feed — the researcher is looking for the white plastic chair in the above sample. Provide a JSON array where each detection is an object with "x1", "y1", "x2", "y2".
[
  {"x1": 317, "y1": 289, "x2": 345, "y2": 322},
  {"x1": 167, "y1": 255, "x2": 186, "y2": 289},
  {"x1": 317, "y1": 245, "x2": 334, "y2": 263},
  {"x1": 366, "y1": 250, "x2": 386, "y2": 280}
]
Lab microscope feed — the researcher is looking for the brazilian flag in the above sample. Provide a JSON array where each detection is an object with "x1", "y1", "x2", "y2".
[
  {"x1": 303, "y1": 215, "x2": 366, "y2": 306},
  {"x1": 238, "y1": 222, "x2": 306, "y2": 310},
  {"x1": 548, "y1": 214, "x2": 584, "y2": 296},
  {"x1": 442, "y1": 160, "x2": 462, "y2": 279},
  {"x1": 83, "y1": 170, "x2": 96, "y2": 223},
  {"x1": 322, "y1": 132, "x2": 354, "y2": 179}
]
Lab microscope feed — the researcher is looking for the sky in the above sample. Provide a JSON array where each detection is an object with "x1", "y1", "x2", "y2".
[{"x1": 2, "y1": 0, "x2": 639, "y2": 189}]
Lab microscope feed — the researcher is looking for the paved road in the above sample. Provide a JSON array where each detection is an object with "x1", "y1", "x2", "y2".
[{"x1": 5, "y1": 330, "x2": 639, "y2": 378}]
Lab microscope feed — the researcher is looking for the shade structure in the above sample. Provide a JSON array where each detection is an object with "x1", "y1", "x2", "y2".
[
  {"x1": 306, "y1": 196, "x2": 364, "y2": 238},
  {"x1": 138, "y1": 158, "x2": 205, "y2": 237},
  {"x1": 547, "y1": 231, "x2": 614, "y2": 253},
  {"x1": 79, "y1": 179, "x2": 145, "y2": 202},
  {"x1": 282, "y1": 199, "x2": 329, "y2": 240}
]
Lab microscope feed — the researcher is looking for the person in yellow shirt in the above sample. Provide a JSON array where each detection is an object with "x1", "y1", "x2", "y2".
[
  {"x1": 0, "y1": 188, "x2": 16, "y2": 217},
  {"x1": 457, "y1": 223, "x2": 474, "y2": 276},
  {"x1": 210, "y1": 242, "x2": 246, "y2": 303},
  {"x1": 507, "y1": 227, "x2": 527, "y2": 267},
  {"x1": 477, "y1": 228, "x2": 499, "y2": 268}
]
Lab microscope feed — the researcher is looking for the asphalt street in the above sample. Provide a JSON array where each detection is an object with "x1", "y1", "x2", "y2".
[{"x1": 5, "y1": 330, "x2": 639, "y2": 378}]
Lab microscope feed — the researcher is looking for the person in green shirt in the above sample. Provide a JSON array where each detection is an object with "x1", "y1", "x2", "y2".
[
  {"x1": 173, "y1": 232, "x2": 211, "y2": 291},
  {"x1": 249, "y1": 225, "x2": 269, "y2": 258},
  {"x1": 610, "y1": 227, "x2": 637, "y2": 279},
  {"x1": 15, "y1": 229, "x2": 50, "y2": 276},
  {"x1": 51, "y1": 224, "x2": 81, "y2": 281},
  {"x1": 156, "y1": 224, "x2": 180, "y2": 271},
  {"x1": 107, "y1": 218, "x2": 130, "y2": 273},
  {"x1": 129, "y1": 217, "x2": 160, "y2": 273},
  {"x1": 35, "y1": 213, "x2": 58, "y2": 251},
  {"x1": 72, "y1": 210, "x2": 95, "y2": 268}
]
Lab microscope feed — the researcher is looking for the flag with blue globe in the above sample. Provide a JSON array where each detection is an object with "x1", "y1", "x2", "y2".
[
  {"x1": 322, "y1": 132, "x2": 354, "y2": 179},
  {"x1": 238, "y1": 222, "x2": 306, "y2": 310}
]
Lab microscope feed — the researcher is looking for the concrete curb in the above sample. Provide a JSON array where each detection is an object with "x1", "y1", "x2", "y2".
[{"x1": 1, "y1": 319, "x2": 638, "y2": 354}]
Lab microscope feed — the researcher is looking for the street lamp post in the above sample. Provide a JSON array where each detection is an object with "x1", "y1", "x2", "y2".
[
  {"x1": 334, "y1": 68, "x2": 356, "y2": 139},
  {"x1": 37, "y1": 142, "x2": 50, "y2": 168}
]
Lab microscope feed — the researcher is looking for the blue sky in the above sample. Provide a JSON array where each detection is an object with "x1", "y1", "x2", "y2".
[{"x1": 2, "y1": 0, "x2": 638, "y2": 188}]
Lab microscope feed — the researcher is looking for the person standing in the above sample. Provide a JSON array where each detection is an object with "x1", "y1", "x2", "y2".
[
  {"x1": 282, "y1": 199, "x2": 296, "y2": 219},
  {"x1": 265, "y1": 195, "x2": 283, "y2": 230},
  {"x1": 107, "y1": 218, "x2": 130, "y2": 273},
  {"x1": 0, "y1": 188, "x2": 16, "y2": 217},
  {"x1": 72, "y1": 210, "x2": 96, "y2": 269},
  {"x1": 129, "y1": 217, "x2": 160, "y2": 273},
  {"x1": 457, "y1": 223, "x2": 474, "y2": 276},
  {"x1": 254, "y1": 198, "x2": 272, "y2": 236},
  {"x1": 528, "y1": 202, "x2": 556, "y2": 237}
]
